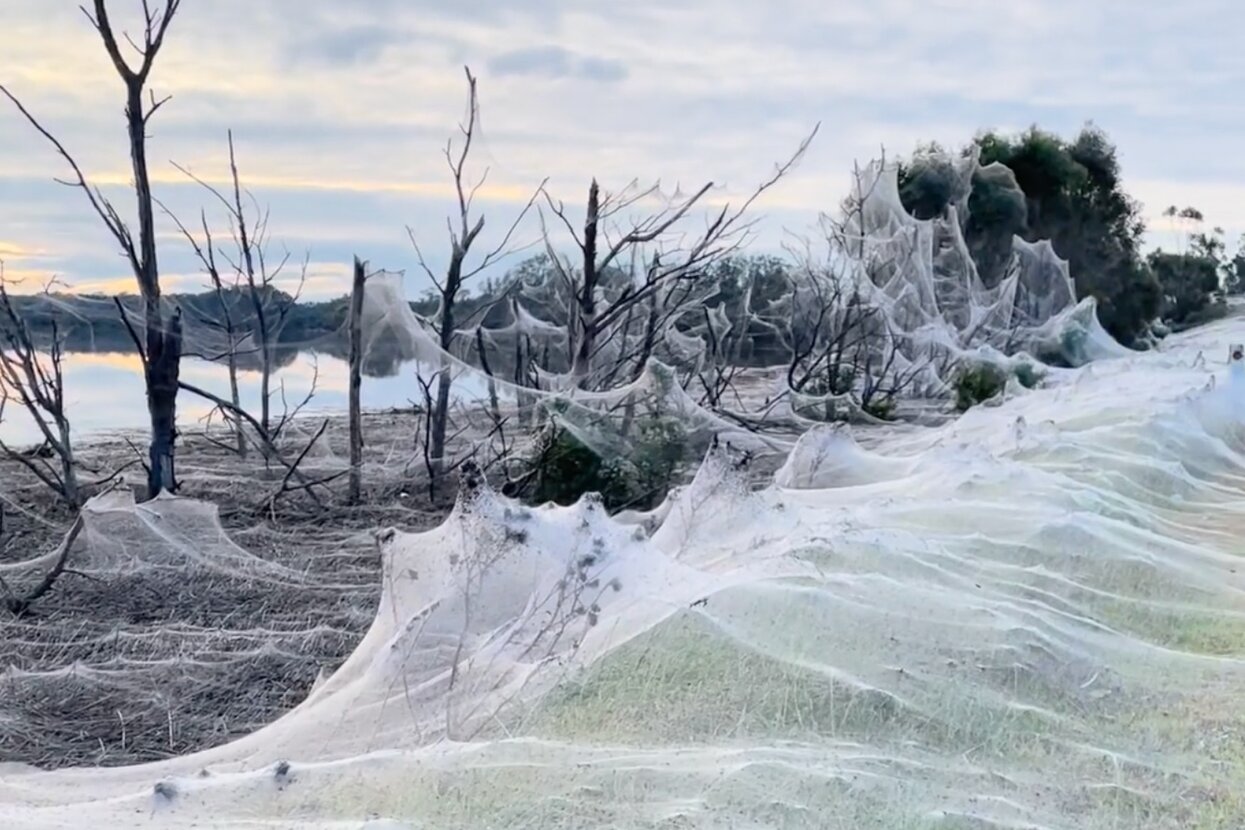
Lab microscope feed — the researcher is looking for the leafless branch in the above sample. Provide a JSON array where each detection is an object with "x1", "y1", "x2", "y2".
[
  {"x1": 0, "y1": 271, "x2": 81, "y2": 505},
  {"x1": 1, "y1": 512, "x2": 86, "y2": 616}
]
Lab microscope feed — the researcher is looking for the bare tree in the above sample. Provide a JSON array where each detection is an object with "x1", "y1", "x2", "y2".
[
  {"x1": 162, "y1": 204, "x2": 248, "y2": 457},
  {"x1": 778, "y1": 164, "x2": 929, "y2": 422},
  {"x1": 348, "y1": 257, "x2": 366, "y2": 505},
  {"x1": 784, "y1": 261, "x2": 871, "y2": 402},
  {"x1": 785, "y1": 271, "x2": 921, "y2": 421},
  {"x1": 1, "y1": 0, "x2": 184, "y2": 498},
  {"x1": 0, "y1": 274, "x2": 80, "y2": 506},
  {"x1": 170, "y1": 132, "x2": 306, "y2": 446},
  {"x1": 176, "y1": 375, "x2": 334, "y2": 507},
  {"x1": 538, "y1": 126, "x2": 818, "y2": 389},
  {"x1": 409, "y1": 67, "x2": 543, "y2": 484},
  {"x1": 695, "y1": 301, "x2": 750, "y2": 411}
]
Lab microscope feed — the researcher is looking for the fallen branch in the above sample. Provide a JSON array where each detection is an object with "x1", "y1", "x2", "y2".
[
  {"x1": 86, "y1": 459, "x2": 141, "y2": 490},
  {"x1": 1, "y1": 513, "x2": 86, "y2": 616},
  {"x1": 265, "y1": 417, "x2": 333, "y2": 514}
]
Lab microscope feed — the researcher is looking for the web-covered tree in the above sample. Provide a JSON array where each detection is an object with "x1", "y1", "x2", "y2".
[{"x1": 898, "y1": 125, "x2": 1161, "y2": 346}]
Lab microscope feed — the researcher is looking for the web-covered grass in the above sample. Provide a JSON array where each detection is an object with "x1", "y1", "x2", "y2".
[{"x1": 0, "y1": 415, "x2": 463, "y2": 768}]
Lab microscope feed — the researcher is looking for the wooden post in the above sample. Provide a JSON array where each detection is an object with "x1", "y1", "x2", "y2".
[{"x1": 348, "y1": 257, "x2": 366, "y2": 505}]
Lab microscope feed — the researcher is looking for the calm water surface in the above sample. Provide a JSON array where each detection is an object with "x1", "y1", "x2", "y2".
[{"x1": 0, "y1": 351, "x2": 472, "y2": 446}]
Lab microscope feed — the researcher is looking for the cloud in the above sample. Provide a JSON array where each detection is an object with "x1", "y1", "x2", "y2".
[
  {"x1": 577, "y1": 56, "x2": 630, "y2": 83},
  {"x1": 488, "y1": 46, "x2": 627, "y2": 82},
  {"x1": 66, "y1": 272, "x2": 206, "y2": 296},
  {"x1": 0, "y1": 265, "x2": 58, "y2": 290},
  {"x1": 281, "y1": 23, "x2": 419, "y2": 68},
  {"x1": 0, "y1": 241, "x2": 45, "y2": 260},
  {"x1": 2, "y1": 0, "x2": 1245, "y2": 299},
  {"x1": 84, "y1": 168, "x2": 534, "y2": 202}
]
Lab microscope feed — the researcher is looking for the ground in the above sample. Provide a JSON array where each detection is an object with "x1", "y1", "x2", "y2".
[{"x1": 0, "y1": 411, "x2": 451, "y2": 769}]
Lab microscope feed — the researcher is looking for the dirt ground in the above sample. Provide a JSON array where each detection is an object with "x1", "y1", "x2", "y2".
[
  {"x1": 0, "y1": 411, "x2": 455, "y2": 769},
  {"x1": 0, "y1": 400, "x2": 800, "y2": 770}
]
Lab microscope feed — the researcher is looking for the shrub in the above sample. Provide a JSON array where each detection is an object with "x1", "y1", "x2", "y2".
[
  {"x1": 1149, "y1": 250, "x2": 1221, "y2": 326},
  {"x1": 517, "y1": 416, "x2": 689, "y2": 512},
  {"x1": 1013, "y1": 361, "x2": 1044, "y2": 390},
  {"x1": 1168, "y1": 298, "x2": 1229, "y2": 332},
  {"x1": 955, "y1": 364, "x2": 1007, "y2": 411},
  {"x1": 519, "y1": 426, "x2": 609, "y2": 508},
  {"x1": 1035, "y1": 324, "x2": 1090, "y2": 368},
  {"x1": 627, "y1": 417, "x2": 688, "y2": 507},
  {"x1": 862, "y1": 397, "x2": 897, "y2": 421}
]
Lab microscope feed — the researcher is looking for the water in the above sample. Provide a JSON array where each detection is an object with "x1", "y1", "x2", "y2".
[{"x1": 0, "y1": 351, "x2": 485, "y2": 446}]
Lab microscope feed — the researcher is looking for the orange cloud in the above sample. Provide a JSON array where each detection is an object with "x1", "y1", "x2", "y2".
[
  {"x1": 63, "y1": 272, "x2": 206, "y2": 296},
  {"x1": 0, "y1": 241, "x2": 46, "y2": 260},
  {"x1": 0, "y1": 265, "x2": 60, "y2": 291},
  {"x1": 63, "y1": 275, "x2": 138, "y2": 295},
  {"x1": 64, "y1": 351, "x2": 146, "y2": 373}
]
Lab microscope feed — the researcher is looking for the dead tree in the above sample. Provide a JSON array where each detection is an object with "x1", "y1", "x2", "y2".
[
  {"x1": 162, "y1": 205, "x2": 248, "y2": 457},
  {"x1": 593, "y1": 265, "x2": 709, "y2": 392},
  {"x1": 348, "y1": 257, "x2": 366, "y2": 505},
  {"x1": 856, "y1": 322, "x2": 924, "y2": 418},
  {"x1": 780, "y1": 193, "x2": 927, "y2": 421},
  {"x1": 0, "y1": 276, "x2": 80, "y2": 506},
  {"x1": 177, "y1": 378, "x2": 333, "y2": 508},
  {"x1": 695, "y1": 301, "x2": 749, "y2": 411},
  {"x1": 784, "y1": 261, "x2": 869, "y2": 399},
  {"x1": 1, "y1": 0, "x2": 185, "y2": 498},
  {"x1": 409, "y1": 67, "x2": 542, "y2": 485},
  {"x1": 538, "y1": 126, "x2": 818, "y2": 390},
  {"x1": 171, "y1": 132, "x2": 305, "y2": 448}
]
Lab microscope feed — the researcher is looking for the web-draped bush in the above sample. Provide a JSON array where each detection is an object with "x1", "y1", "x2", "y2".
[{"x1": 516, "y1": 417, "x2": 689, "y2": 512}]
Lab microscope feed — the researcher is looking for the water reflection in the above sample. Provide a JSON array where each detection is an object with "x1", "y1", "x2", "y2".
[{"x1": 0, "y1": 351, "x2": 480, "y2": 446}]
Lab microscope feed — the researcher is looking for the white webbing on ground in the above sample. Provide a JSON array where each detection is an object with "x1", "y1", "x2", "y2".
[{"x1": 5, "y1": 315, "x2": 1245, "y2": 828}]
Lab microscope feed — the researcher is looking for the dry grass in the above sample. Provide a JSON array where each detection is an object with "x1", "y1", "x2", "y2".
[
  {"x1": 0, "y1": 403, "x2": 784, "y2": 770},
  {"x1": 0, "y1": 411, "x2": 454, "y2": 769}
]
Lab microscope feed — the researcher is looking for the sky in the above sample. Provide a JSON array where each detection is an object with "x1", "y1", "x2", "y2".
[{"x1": 1, "y1": 0, "x2": 1243, "y2": 301}]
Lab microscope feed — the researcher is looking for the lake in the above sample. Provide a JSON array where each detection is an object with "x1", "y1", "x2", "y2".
[{"x1": 0, "y1": 351, "x2": 481, "y2": 447}]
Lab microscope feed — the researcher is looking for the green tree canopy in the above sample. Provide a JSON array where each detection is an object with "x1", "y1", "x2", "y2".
[{"x1": 898, "y1": 125, "x2": 1161, "y2": 345}]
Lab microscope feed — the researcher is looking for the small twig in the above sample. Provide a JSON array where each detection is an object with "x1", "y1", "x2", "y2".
[
  {"x1": 87, "y1": 459, "x2": 140, "y2": 489},
  {"x1": 266, "y1": 418, "x2": 330, "y2": 512}
]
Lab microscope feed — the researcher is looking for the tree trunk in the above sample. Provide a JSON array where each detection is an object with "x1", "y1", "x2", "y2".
[
  {"x1": 347, "y1": 257, "x2": 366, "y2": 505},
  {"x1": 430, "y1": 371, "x2": 452, "y2": 483},
  {"x1": 475, "y1": 326, "x2": 501, "y2": 424},
  {"x1": 145, "y1": 306, "x2": 182, "y2": 498},
  {"x1": 251, "y1": 294, "x2": 271, "y2": 444},
  {"x1": 227, "y1": 350, "x2": 246, "y2": 458},
  {"x1": 429, "y1": 250, "x2": 463, "y2": 483},
  {"x1": 125, "y1": 79, "x2": 180, "y2": 499},
  {"x1": 570, "y1": 180, "x2": 600, "y2": 385},
  {"x1": 260, "y1": 338, "x2": 272, "y2": 439},
  {"x1": 514, "y1": 335, "x2": 530, "y2": 428},
  {"x1": 57, "y1": 420, "x2": 79, "y2": 507},
  {"x1": 126, "y1": 86, "x2": 158, "y2": 300}
]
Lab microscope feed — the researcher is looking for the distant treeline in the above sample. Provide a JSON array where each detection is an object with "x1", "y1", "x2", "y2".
[{"x1": 11, "y1": 255, "x2": 797, "y2": 371}]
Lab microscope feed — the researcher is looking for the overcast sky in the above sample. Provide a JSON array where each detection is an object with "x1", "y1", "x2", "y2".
[{"x1": 1, "y1": 0, "x2": 1242, "y2": 300}]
